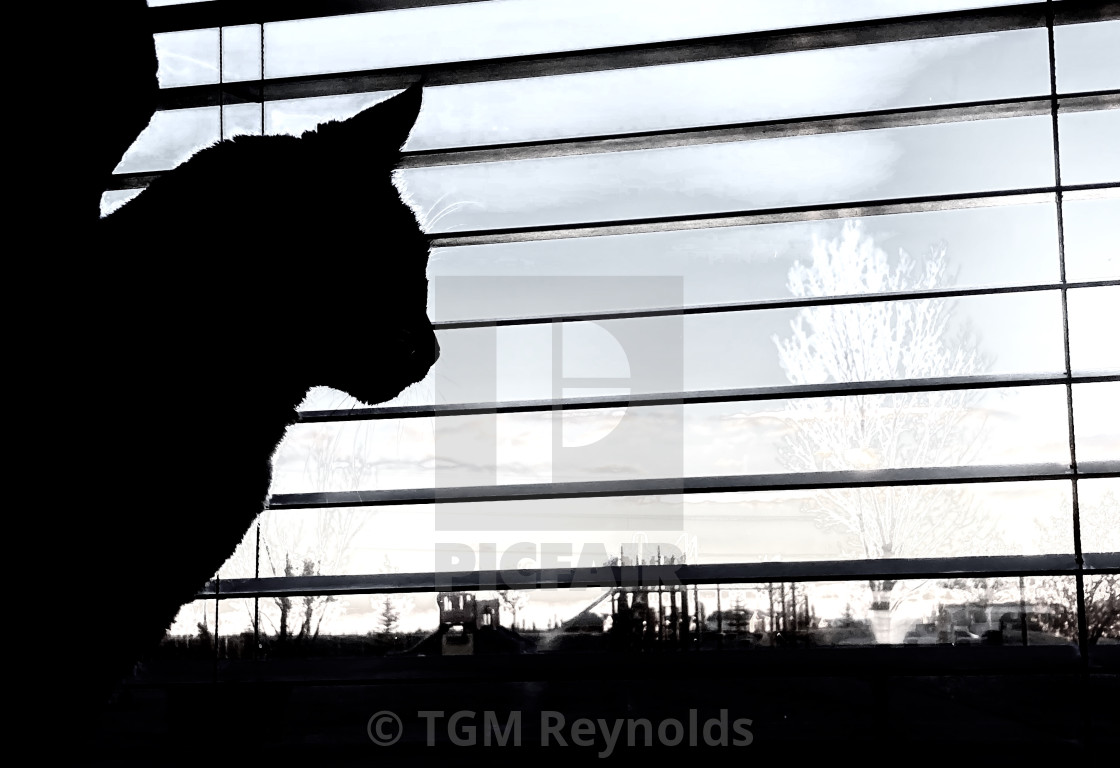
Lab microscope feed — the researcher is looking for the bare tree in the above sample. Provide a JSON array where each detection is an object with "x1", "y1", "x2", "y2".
[
  {"x1": 213, "y1": 421, "x2": 374, "y2": 642},
  {"x1": 1037, "y1": 572, "x2": 1120, "y2": 645},
  {"x1": 268, "y1": 553, "x2": 336, "y2": 644},
  {"x1": 1036, "y1": 488, "x2": 1120, "y2": 644},
  {"x1": 301, "y1": 420, "x2": 380, "y2": 493},
  {"x1": 498, "y1": 590, "x2": 529, "y2": 629},
  {"x1": 772, "y1": 221, "x2": 995, "y2": 641}
]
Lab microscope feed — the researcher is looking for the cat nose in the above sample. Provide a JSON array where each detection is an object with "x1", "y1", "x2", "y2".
[
  {"x1": 428, "y1": 327, "x2": 441, "y2": 363},
  {"x1": 402, "y1": 322, "x2": 439, "y2": 365}
]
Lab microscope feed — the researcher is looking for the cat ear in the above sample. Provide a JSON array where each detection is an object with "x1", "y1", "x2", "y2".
[{"x1": 312, "y1": 81, "x2": 424, "y2": 155}]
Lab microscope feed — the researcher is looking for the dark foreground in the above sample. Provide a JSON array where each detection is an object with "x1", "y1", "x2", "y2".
[{"x1": 84, "y1": 645, "x2": 1119, "y2": 765}]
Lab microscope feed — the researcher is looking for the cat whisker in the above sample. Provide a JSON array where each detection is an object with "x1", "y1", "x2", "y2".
[
  {"x1": 423, "y1": 190, "x2": 457, "y2": 217},
  {"x1": 423, "y1": 199, "x2": 482, "y2": 230},
  {"x1": 393, "y1": 176, "x2": 482, "y2": 233}
]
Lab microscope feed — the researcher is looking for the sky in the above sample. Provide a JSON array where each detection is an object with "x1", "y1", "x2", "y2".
[{"x1": 132, "y1": 1, "x2": 1118, "y2": 639}]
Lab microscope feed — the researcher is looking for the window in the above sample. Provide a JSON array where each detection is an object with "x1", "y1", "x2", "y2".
[{"x1": 110, "y1": 0, "x2": 1118, "y2": 754}]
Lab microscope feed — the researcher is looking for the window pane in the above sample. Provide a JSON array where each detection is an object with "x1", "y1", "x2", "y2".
[
  {"x1": 221, "y1": 24, "x2": 262, "y2": 83},
  {"x1": 263, "y1": 0, "x2": 1037, "y2": 79},
  {"x1": 262, "y1": 29, "x2": 1049, "y2": 152},
  {"x1": 100, "y1": 189, "x2": 143, "y2": 218},
  {"x1": 1059, "y1": 109, "x2": 1120, "y2": 186},
  {"x1": 411, "y1": 30, "x2": 1048, "y2": 150},
  {"x1": 154, "y1": 28, "x2": 219, "y2": 88},
  {"x1": 222, "y1": 103, "x2": 263, "y2": 139},
  {"x1": 1073, "y1": 382, "x2": 1120, "y2": 465},
  {"x1": 113, "y1": 107, "x2": 219, "y2": 175},
  {"x1": 430, "y1": 203, "x2": 1059, "y2": 322},
  {"x1": 1063, "y1": 192, "x2": 1120, "y2": 281},
  {"x1": 658, "y1": 493, "x2": 1076, "y2": 564},
  {"x1": 1068, "y1": 285, "x2": 1120, "y2": 372},
  {"x1": 398, "y1": 290, "x2": 1067, "y2": 405},
  {"x1": 401, "y1": 116, "x2": 1056, "y2": 233},
  {"x1": 273, "y1": 385, "x2": 1071, "y2": 492},
  {"x1": 1054, "y1": 20, "x2": 1120, "y2": 93},
  {"x1": 679, "y1": 386, "x2": 1071, "y2": 477},
  {"x1": 253, "y1": 482, "x2": 1072, "y2": 580},
  {"x1": 1079, "y1": 478, "x2": 1120, "y2": 554}
]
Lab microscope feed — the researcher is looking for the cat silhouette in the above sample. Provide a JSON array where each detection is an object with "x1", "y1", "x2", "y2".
[{"x1": 36, "y1": 2, "x2": 438, "y2": 715}]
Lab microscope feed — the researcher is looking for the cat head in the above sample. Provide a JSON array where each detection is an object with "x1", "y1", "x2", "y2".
[
  {"x1": 293, "y1": 82, "x2": 441, "y2": 406},
  {"x1": 101, "y1": 82, "x2": 439, "y2": 408}
]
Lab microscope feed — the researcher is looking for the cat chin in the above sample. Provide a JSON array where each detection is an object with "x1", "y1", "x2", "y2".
[
  {"x1": 326, "y1": 327, "x2": 440, "y2": 406},
  {"x1": 336, "y1": 375, "x2": 429, "y2": 408}
]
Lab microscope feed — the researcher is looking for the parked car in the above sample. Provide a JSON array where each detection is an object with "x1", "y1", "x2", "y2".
[
  {"x1": 952, "y1": 628, "x2": 981, "y2": 646},
  {"x1": 903, "y1": 623, "x2": 939, "y2": 645}
]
